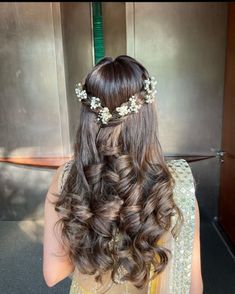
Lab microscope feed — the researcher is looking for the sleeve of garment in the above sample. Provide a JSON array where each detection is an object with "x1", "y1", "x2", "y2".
[
  {"x1": 57, "y1": 159, "x2": 74, "y2": 194},
  {"x1": 168, "y1": 159, "x2": 196, "y2": 294},
  {"x1": 148, "y1": 159, "x2": 196, "y2": 294}
]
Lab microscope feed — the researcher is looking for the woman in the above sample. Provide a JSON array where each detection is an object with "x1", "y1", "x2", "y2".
[{"x1": 43, "y1": 55, "x2": 203, "y2": 293}]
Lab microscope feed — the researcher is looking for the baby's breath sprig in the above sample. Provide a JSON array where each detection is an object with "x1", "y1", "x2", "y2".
[
  {"x1": 116, "y1": 105, "x2": 130, "y2": 117},
  {"x1": 75, "y1": 83, "x2": 87, "y2": 101},
  {"x1": 97, "y1": 107, "x2": 112, "y2": 125},
  {"x1": 143, "y1": 76, "x2": 157, "y2": 103},
  {"x1": 128, "y1": 95, "x2": 142, "y2": 113},
  {"x1": 90, "y1": 97, "x2": 101, "y2": 109}
]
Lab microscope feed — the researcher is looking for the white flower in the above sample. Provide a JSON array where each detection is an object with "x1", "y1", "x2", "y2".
[
  {"x1": 116, "y1": 105, "x2": 130, "y2": 116},
  {"x1": 90, "y1": 97, "x2": 101, "y2": 109},
  {"x1": 144, "y1": 79, "x2": 151, "y2": 92},
  {"x1": 145, "y1": 95, "x2": 154, "y2": 103},
  {"x1": 144, "y1": 77, "x2": 157, "y2": 94},
  {"x1": 128, "y1": 95, "x2": 142, "y2": 113},
  {"x1": 75, "y1": 83, "x2": 87, "y2": 101},
  {"x1": 143, "y1": 77, "x2": 157, "y2": 103},
  {"x1": 97, "y1": 107, "x2": 112, "y2": 124}
]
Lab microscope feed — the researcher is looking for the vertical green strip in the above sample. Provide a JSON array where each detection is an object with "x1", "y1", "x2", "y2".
[{"x1": 92, "y1": 2, "x2": 105, "y2": 64}]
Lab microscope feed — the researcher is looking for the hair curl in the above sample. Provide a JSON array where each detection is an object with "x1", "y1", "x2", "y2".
[{"x1": 52, "y1": 55, "x2": 184, "y2": 289}]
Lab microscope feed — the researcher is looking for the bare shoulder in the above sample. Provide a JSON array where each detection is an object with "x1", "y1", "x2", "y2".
[
  {"x1": 43, "y1": 159, "x2": 75, "y2": 286},
  {"x1": 45, "y1": 159, "x2": 74, "y2": 203}
]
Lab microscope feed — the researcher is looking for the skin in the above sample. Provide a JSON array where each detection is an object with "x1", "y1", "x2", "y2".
[
  {"x1": 43, "y1": 163, "x2": 75, "y2": 287},
  {"x1": 43, "y1": 164, "x2": 204, "y2": 293}
]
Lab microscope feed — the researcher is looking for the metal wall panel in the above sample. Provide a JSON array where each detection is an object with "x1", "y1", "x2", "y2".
[
  {"x1": 60, "y1": 2, "x2": 94, "y2": 149},
  {"x1": 126, "y1": 2, "x2": 228, "y2": 220},
  {"x1": 0, "y1": 162, "x2": 54, "y2": 220},
  {"x1": 102, "y1": 2, "x2": 126, "y2": 57},
  {"x1": 0, "y1": 3, "x2": 71, "y2": 220},
  {"x1": 0, "y1": 2, "x2": 70, "y2": 158}
]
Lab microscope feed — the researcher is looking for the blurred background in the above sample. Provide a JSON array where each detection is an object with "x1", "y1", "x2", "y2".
[{"x1": 0, "y1": 2, "x2": 234, "y2": 293}]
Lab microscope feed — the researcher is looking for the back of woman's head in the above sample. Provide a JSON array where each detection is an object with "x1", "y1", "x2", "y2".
[{"x1": 54, "y1": 55, "x2": 183, "y2": 289}]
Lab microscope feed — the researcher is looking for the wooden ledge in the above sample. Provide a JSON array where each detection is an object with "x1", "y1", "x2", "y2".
[{"x1": 0, "y1": 157, "x2": 73, "y2": 168}]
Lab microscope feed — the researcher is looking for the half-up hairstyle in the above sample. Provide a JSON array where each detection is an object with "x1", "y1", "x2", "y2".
[{"x1": 52, "y1": 55, "x2": 184, "y2": 289}]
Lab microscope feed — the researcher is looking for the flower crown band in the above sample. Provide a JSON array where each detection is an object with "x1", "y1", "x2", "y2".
[{"x1": 75, "y1": 77, "x2": 157, "y2": 125}]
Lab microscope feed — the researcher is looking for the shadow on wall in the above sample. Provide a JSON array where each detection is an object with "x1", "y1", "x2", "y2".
[{"x1": 0, "y1": 162, "x2": 54, "y2": 221}]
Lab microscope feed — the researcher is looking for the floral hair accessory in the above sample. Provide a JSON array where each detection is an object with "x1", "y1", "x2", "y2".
[
  {"x1": 75, "y1": 83, "x2": 87, "y2": 101},
  {"x1": 97, "y1": 107, "x2": 112, "y2": 124},
  {"x1": 144, "y1": 77, "x2": 157, "y2": 103},
  {"x1": 75, "y1": 77, "x2": 157, "y2": 125}
]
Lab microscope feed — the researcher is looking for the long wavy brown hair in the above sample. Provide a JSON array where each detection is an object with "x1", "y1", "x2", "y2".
[{"x1": 52, "y1": 55, "x2": 184, "y2": 289}]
